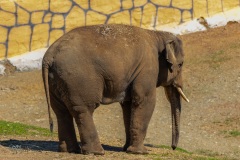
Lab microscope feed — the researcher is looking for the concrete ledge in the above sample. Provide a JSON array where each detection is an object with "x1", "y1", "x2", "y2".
[
  {"x1": 0, "y1": 64, "x2": 5, "y2": 75},
  {"x1": 0, "y1": 48, "x2": 47, "y2": 75},
  {"x1": 8, "y1": 48, "x2": 47, "y2": 71}
]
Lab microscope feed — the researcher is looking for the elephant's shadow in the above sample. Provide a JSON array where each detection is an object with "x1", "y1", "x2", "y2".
[{"x1": 0, "y1": 139, "x2": 123, "y2": 152}]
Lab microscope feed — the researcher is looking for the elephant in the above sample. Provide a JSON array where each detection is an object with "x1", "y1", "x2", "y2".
[{"x1": 42, "y1": 24, "x2": 189, "y2": 155}]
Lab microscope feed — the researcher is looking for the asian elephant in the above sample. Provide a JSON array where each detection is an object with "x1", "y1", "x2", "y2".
[{"x1": 42, "y1": 24, "x2": 189, "y2": 155}]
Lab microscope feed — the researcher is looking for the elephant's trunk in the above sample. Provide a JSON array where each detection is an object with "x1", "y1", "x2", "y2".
[
  {"x1": 171, "y1": 93, "x2": 181, "y2": 150},
  {"x1": 164, "y1": 86, "x2": 181, "y2": 150}
]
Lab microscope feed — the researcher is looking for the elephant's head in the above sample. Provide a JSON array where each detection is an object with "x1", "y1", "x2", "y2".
[{"x1": 157, "y1": 32, "x2": 189, "y2": 150}]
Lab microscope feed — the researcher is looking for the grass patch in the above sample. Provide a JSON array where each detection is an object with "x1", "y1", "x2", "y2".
[
  {"x1": 155, "y1": 145, "x2": 192, "y2": 154},
  {"x1": 230, "y1": 42, "x2": 240, "y2": 49},
  {"x1": 220, "y1": 129, "x2": 240, "y2": 138},
  {"x1": 229, "y1": 130, "x2": 240, "y2": 137},
  {"x1": 146, "y1": 147, "x2": 226, "y2": 160},
  {"x1": 0, "y1": 120, "x2": 55, "y2": 137},
  {"x1": 203, "y1": 50, "x2": 231, "y2": 69},
  {"x1": 196, "y1": 149, "x2": 221, "y2": 157},
  {"x1": 145, "y1": 145, "x2": 229, "y2": 160},
  {"x1": 224, "y1": 130, "x2": 240, "y2": 137}
]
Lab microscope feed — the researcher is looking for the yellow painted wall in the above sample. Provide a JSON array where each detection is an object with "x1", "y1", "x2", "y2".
[{"x1": 0, "y1": 0, "x2": 239, "y2": 59}]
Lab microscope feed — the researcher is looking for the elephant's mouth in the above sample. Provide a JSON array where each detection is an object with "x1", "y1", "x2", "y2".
[
  {"x1": 164, "y1": 86, "x2": 189, "y2": 103},
  {"x1": 176, "y1": 87, "x2": 189, "y2": 102}
]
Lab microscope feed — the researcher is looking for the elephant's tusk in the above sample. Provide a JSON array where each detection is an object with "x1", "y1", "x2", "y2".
[{"x1": 176, "y1": 87, "x2": 189, "y2": 103}]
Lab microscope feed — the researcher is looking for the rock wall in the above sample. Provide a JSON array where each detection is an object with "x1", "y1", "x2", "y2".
[{"x1": 0, "y1": 0, "x2": 239, "y2": 59}]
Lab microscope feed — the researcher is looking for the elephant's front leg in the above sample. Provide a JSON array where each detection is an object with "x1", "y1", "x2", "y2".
[
  {"x1": 73, "y1": 105, "x2": 104, "y2": 155},
  {"x1": 127, "y1": 88, "x2": 156, "y2": 154}
]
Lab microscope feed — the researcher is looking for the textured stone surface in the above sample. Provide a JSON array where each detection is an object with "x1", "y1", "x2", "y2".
[
  {"x1": 0, "y1": 44, "x2": 6, "y2": 59},
  {"x1": 91, "y1": 0, "x2": 120, "y2": 14},
  {"x1": 108, "y1": 10, "x2": 131, "y2": 24},
  {"x1": 0, "y1": 1, "x2": 16, "y2": 12},
  {"x1": 73, "y1": 0, "x2": 89, "y2": 9},
  {"x1": 193, "y1": 0, "x2": 208, "y2": 18},
  {"x1": 131, "y1": 8, "x2": 142, "y2": 27},
  {"x1": 17, "y1": 0, "x2": 49, "y2": 12},
  {"x1": 157, "y1": 8, "x2": 181, "y2": 25},
  {"x1": 49, "y1": 29, "x2": 64, "y2": 45},
  {"x1": 43, "y1": 13, "x2": 52, "y2": 23},
  {"x1": 86, "y1": 11, "x2": 106, "y2": 25},
  {"x1": 134, "y1": 0, "x2": 148, "y2": 7},
  {"x1": 31, "y1": 24, "x2": 49, "y2": 51},
  {"x1": 17, "y1": 7, "x2": 30, "y2": 25},
  {"x1": 0, "y1": 10, "x2": 15, "y2": 26},
  {"x1": 65, "y1": 6, "x2": 85, "y2": 32},
  {"x1": 172, "y1": 0, "x2": 192, "y2": 9},
  {"x1": 8, "y1": 26, "x2": 31, "y2": 57},
  {"x1": 182, "y1": 10, "x2": 192, "y2": 22},
  {"x1": 0, "y1": 26, "x2": 8, "y2": 43},
  {"x1": 31, "y1": 11, "x2": 44, "y2": 24},
  {"x1": 141, "y1": 3, "x2": 156, "y2": 28},
  {"x1": 50, "y1": 0, "x2": 72, "y2": 13},
  {"x1": 151, "y1": 0, "x2": 171, "y2": 6},
  {"x1": 122, "y1": 0, "x2": 133, "y2": 9},
  {"x1": 208, "y1": 0, "x2": 223, "y2": 16},
  {"x1": 52, "y1": 14, "x2": 64, "y2": 28},
  {"x1": 223, "y1": 0, "x2": 239, "y2": 10}
]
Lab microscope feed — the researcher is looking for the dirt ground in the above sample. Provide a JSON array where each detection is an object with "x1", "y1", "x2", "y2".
[{"x1": 0, "y1": 23, "x2": 240, "y2": 160}]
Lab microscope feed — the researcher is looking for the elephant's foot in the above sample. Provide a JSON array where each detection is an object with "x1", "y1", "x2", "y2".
[
  {"x1": 126, "y1": 145, "x2": 148, "y2": 154},
  {"x1": 123, "y1": 143, "x2": 130, "y2": 151},
  {"x1": 58, "y1": 141, "x2": 80, "y2": 153},
  {"x1": 81, "y1": 143, "x2": 104, "y2": 155}
]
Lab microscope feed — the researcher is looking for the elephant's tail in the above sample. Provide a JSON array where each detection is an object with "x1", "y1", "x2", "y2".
[{"x1": 42, "y1": 61, "x2": 53, "y2": 132}]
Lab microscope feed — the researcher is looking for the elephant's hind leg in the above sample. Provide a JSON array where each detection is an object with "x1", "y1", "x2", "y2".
[
  {"x1": 50, "y1": 94, "x2": 80, "y2": 153},
  {"x1": 120, "y1": 101, "x2": 132, "y2": 151},
  {"x1": 72, "y1": 104, "x2": 104, "y2": 155}
]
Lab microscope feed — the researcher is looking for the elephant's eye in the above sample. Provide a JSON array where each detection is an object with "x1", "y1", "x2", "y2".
[{"x1": 178, "y1": 62, "x2": 183, "y2": 68}]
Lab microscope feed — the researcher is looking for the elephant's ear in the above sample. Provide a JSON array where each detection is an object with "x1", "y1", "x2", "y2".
[{"x1": 166, "y1": 40, "x2": 178, "y2": 72}]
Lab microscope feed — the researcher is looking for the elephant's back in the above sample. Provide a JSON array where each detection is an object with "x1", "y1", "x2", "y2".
[
  {"x1": 46, "y1": 24, "x2": 158, "y2": 85},
  {"x1": 46, "y1": 24, "x2": 156, "y2": 59}
]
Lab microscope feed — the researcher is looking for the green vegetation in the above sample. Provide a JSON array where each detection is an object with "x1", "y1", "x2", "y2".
[
  {"x1": 196, "y1": 149, "x2": 222, "y2": 157},
  {"x1": 222, "y1": 130, "x2": 240, "y2": 137},
  {"x1": 155, "y1": 145, "x2": 192, "y2": 154},
  {"x1": 229, "y1": 130, "x2": 240, "y2": 137},
  {"x1": 0, "y1": 120, "x2": 55, "y2": 137},
  {"x1": 145, "y1": 145, "x2": 228, "y2": 160},
  {"x1": 204, "y1": 50, "x2": 231, "y2": 69},
  {"x1": 230, "y1": 42, "x2": 240, "y2": 49},
  {"x1": 213, "y1": 118, "x2": 240, "y2": 138}
]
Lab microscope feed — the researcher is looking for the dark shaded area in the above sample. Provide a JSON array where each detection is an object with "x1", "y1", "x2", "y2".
[
  {"x1": 0, "y1": 139, "x2": 58, "y2": 152},
  {"x1": 102, "y1": 144, "x2": 122, "y2": 152},
  {"x1": 0, "y1": 139, "x2": 123, "y2": 152}
]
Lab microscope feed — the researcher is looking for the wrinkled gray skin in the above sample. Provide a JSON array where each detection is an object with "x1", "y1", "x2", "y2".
[{"x1": 42, "y1": 24, "x2": 185, "y2": 155}]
